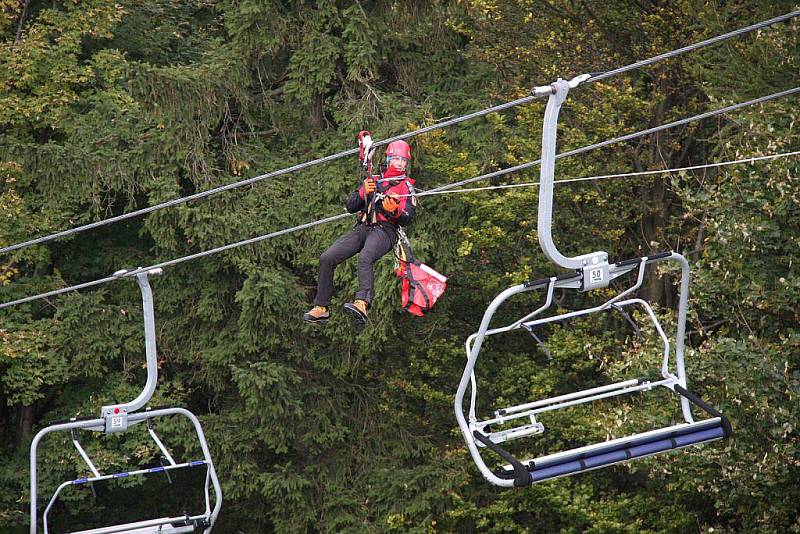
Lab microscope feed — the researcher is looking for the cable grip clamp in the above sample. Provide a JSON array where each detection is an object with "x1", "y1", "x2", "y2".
[{"x1": 532, "y1": 73, "x2": 591, "y2": 96}]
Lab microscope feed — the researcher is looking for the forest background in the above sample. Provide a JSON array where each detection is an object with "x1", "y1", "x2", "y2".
[{"x1": 1, "y1": 0, "x2": 799, "y2": 532}]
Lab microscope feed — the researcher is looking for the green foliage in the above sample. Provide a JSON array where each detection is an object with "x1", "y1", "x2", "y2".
[{"x1": 0, "y1": 1, "x2": 798, "y2": 532}]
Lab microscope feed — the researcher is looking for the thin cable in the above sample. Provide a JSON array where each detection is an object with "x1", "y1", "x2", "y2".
[
  {"x1": 126, "y1": 212, "x2": 353, "y2": 275},
  {"x1": 0, "y1": 97, "x2": 537, "y2": 257},
  {"x1": 423, "y1": 86, "x2": 800, "y2": 194},
  {"x1": 0, "y1": 276, "x2": 118, "y2": 310},
  {"x1": 2, "y1": 11, "x2": 797, "y2": 256},
  {"x1": 0, "y1": 213, "x2": 354, "y2": 311},
  {"x1": 1, "y1": 86, "x2": 797, "y2": 311},
  {"x1": 589, "y1": 11, "x2": 800, "y2": 83},
  {"x1": 400, "y1": 151, "x2": 800, "y2": 198}
]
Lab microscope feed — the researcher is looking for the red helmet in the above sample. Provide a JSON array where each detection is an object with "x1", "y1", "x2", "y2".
[{"x1": 385, "y1": 140, "x2": 411, "y2": 160}]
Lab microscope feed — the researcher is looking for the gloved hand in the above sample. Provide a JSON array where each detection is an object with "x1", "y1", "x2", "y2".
[
  {"x1": 364, "y1": 177, "x2": 377, "y2": 194},
  {"x1": 382, "y1": 194, "x2": 400, "y2": 213}
]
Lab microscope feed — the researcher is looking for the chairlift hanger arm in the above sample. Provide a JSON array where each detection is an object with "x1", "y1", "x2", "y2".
[{"x1": 537, "y1": 77, "x2": 610, "y2": 284}]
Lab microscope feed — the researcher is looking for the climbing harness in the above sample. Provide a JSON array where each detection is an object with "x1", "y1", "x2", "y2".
[
  {"x1": 360, "y1": 132, "x2": 442, "y2": 315},
  {"x1": 29, "y1": 269, "x2": 222, "y2": 533},
  {"x1": 454, "y1": 75, "x2": 732, "y2": 488}
]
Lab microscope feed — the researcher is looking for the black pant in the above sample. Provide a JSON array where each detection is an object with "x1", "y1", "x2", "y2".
[{"x1": 314, "y1": 224, "x2": 398, "y2": 306}]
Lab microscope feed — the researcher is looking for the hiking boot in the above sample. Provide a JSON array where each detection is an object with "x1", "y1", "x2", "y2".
[
  {"x1": 303, "y1": 305, "x2": 330, "y2": 323},
  {"x1": 343, "y1": 299, "x2": 368, "y2": 325}
]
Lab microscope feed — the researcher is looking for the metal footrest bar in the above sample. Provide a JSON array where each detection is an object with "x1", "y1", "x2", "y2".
[
  {"x1": 530, "y1": 377, "x2": 672, "y2": 416},
  {"x1": 68, "y1": 515, "x2": 206, "y2": 534},
  {"x1": 473, "y1": 378, "x2": 676, "y2": 446},
  {"x1": 499, "y1": 378, "x2": 653, "y2": 416}
]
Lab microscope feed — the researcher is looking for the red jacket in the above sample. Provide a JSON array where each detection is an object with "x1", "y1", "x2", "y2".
[{"x1": 346, "y1": 167, "x2": 417, "y2": 227}]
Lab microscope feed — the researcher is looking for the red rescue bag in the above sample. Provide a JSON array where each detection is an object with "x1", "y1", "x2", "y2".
[{"x1": 394, "y1": 230, "x2": 447, "y2": 316}]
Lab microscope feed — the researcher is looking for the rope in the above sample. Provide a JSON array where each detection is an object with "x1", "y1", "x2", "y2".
[
  {"x1": 1, "y1": 86, "x2": 796, "y2": 311},
  {"x1": 1, "y1": 10, "x2": 796, "y2": 256},
  {"x1": 400, "y1": 150, "x2": 800, "y2": 198}
]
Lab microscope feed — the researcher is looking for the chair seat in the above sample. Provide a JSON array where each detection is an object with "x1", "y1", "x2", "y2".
[{"x1": 497, "y1": 418, "x2": 727, "y2": 484}]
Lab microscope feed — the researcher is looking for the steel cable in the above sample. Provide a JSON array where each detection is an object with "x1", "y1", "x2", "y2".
[
  {"x1": 2, "y1": 86, "x2": 796, "y2": 310},
  {"x1": 1, "y1": 10, "x2": 797, "y2": 256}
]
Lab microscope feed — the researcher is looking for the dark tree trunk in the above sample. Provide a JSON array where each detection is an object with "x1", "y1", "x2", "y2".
[
  {"x1": 16, "y1": 404, "x2": 34, "y2": 449},
  {"x1": 306, "y1": 93, "x2": 325, "y2": 130},
  {"x1": 638, "y1": 74, "x2": 676, "y2": 305}
]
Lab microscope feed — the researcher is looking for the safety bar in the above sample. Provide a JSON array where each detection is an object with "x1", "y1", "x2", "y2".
[
  {"x1": 455, "y1": 252, "x2": 695, "y2": 487},
  {"x1": 498, "y1": 378, "x2": 644, "y2": 416},
  {"x1": 43, "y1": 461, "x2": 208, "y2": 532},
  {"x1": 69, "y1": 516, "x2": 203, "y2": 534},
  {"x1": 475, "y1": 378, "x2": 677, "y2": 442}
]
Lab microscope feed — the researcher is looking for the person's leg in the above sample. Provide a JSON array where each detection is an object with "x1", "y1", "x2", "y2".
[
  {"x1": 313, "y1": 226, "x2": 366, "y2": 307},
  {"x1": 353, "y1": 226, "x2": 397, "y2": 305}
]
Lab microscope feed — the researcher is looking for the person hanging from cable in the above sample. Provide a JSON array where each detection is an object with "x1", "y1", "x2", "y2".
[{"x1": 303, "y1": 132, "x2": 417, "y2": 325}]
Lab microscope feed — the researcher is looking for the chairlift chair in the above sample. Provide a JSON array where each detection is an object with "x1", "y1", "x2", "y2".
[
  {"x1": 454, "y1": 77, "x2": 731, "y2": 488},
  {"x1": 30, "y1": 269, "x2": 222, "y2": 532}
]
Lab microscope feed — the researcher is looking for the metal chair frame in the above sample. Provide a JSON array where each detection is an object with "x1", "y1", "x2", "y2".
[
  {"x1": 454, "y1": 77, "x2": 731, "y2": 487},
  {"x1": 30, "y1": 270, "x2": 222, "y2": 533}
]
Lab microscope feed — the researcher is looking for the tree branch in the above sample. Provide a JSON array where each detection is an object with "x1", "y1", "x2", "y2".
[{"x1": 14, "y1": 0, "x2": 32, "y2": 46}]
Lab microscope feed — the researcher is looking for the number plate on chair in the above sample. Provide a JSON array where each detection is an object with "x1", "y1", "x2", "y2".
[{"x1": 581, "y1": 259, "x2": 610, "y2": 291}]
